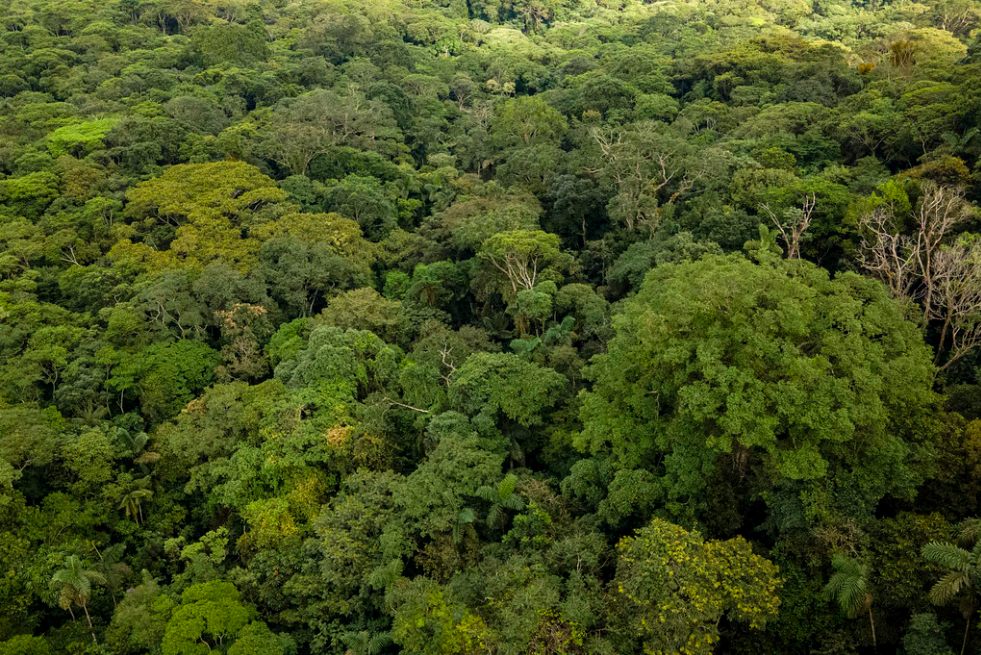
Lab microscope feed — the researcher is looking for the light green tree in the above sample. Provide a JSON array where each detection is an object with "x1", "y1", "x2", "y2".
[
  {"x1": 478, "y1": 230, "x2": 563, "y2": 299},
  {"x1": 161, "y1": 581, "x2": 252, "y2": 655}
]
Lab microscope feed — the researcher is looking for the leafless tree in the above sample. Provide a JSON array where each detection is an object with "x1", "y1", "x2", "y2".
[
  {"x1": 857, "y1": 206, "x2": 921, "y2": 303},
  {"x1": 858, "y1": 184, "x2": 980, "y2": 368},
  {"x1": 931, "y1": 243, "x2": 981, "y2": 369},
  {"x1": 587, "y1": 123, "x2": 715, "y2": 232},
  {"x1": 760, "y1": 193, "x2": 816, "y2": 259}
]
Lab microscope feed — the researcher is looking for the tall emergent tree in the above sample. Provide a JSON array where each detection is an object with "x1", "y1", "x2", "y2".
[{"x1": 578, "y1": 253, "x2": 939, "y2": 530}]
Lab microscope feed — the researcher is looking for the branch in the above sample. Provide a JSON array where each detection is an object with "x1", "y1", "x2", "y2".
[{"x1": 381, "y1": 398, "x2": 429, "y2": 414}]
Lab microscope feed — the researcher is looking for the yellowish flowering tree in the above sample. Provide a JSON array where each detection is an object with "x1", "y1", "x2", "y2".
[{"x1": 614, "y1": 519, "x2": 781, "y2": 655}]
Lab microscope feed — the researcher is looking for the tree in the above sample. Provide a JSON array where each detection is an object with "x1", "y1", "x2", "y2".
[
  {"x1": 265, "y1": 89, "x2": 403, "y2": 176},
  {"x1": 407, "y1": 261, "x2": 465, "y2": 310},
  {"x1": 190, "y1": 21, "x2": 269, "y2": 67},
  {"x1": 388, "y1": 577, "x2": 495, "y2": 655},
  {"x1": 0, "y1": 634, "x2": 51, "y2": 655},
  {"x1": 49, "y1": 555, "x2": 106, "y2": 643},
  {"x1": 588, "y1": 122, "x2": 726, "y2": 232},
  {"x1": 478, "y1": 230, "x2": 563, "y2": 299},
  {"x1": 579, "y1": 254, "x2": 938, "y2": 528},
  {"x1": 613, "y1": 518, "x2": 781, "y2": 655},
  {"x1": 903, "y1": 614, "x2": 955, "y2": 655},
  {"x1": 449, "y1": 352, "x2": 565, "y2": 428},
  {"x1": 227, "y1": 622, "x2": 294, "y2": 655},
  {"x1": 324, "y1": 175, "x2": 399, "y2": 240},
  {"x1": 476, "y1": 473, "x2": 525, "y2": 529},
  {"x1": 117, "y1": 476, "x2": 153, "y2": 525},
  {"x1": 125, "y1": 161, "x2": 287, "y2": 233},
  {"x1": 108, "y1": 340, "x2": 220, "y2": 424},
  {"x1": 491, "y1": 96, "x2": 566, "y2": 147},
  {"x1": 923, "y1": 520, "x2": 981, "y2": 655},
  {"x1": 857, "y1": 184, "x2": 981, "y2": 368},
  {"x1": 320, "y1": 288, "x2": 402, "y2": 343},
  {"x1": 430, "y1": 185, "x2": 542, "y2": 253},
  {"x1": 398, "y1": 417, "x2": 503, "y2": 538},
  {"x1": 822, "y1": 554, "x2": 876, "y2": 650},
  {"x1": 759, "y1": 192, "x2": 815, "y2": 259},
  {"x1": 258, "y1": 237, "x2": 366, "y2": 318},
  {"x1": 161, "y1": 581, "x2": 253, "y2": 655}
]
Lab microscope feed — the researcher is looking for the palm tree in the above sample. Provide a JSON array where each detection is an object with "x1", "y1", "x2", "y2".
[
  {"x1": 118, "y1": 477, "x2": 153, "y2": 524},
  {"x1": 90, "y1": 542, "x2": 132, "y2": 608},
  {"x1": 452, "y1": 508, "x2": 475, "y2": 545},
  {"x1": 50, "y1": 555, "x2": 106, "y2": 644},
  {"x1": 476, "y1": 473, "x2": 525, "y2": 529},
  {"x1": 822, "y1": 553, "x2": 876, "y2": 650},
  {"x1": 923, "y1": 519, "x2": 981, "y2": 655},
  {"x1": 340, "y1": 630, "x2": 390, "y2": 655}
]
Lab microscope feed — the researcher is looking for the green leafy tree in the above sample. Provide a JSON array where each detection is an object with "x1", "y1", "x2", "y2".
[
  {"x1": 449, "y1": 352, "x2": 566, "y2": 428},
  {"x1": 903, "y1": 613, "x2": 955, "y2": 655},
  {"x1": 161, "y1": 581, "x2": 254, "y2": 655},
  {"x1": 227, "y1": 622, "x2": 294, "y2": 655},
  {"x1": 320, "y1": 288, "x2": 402, "y2": 343},
  {"x1": 388, "y1": 577, "x2": 495, "y2": 655},
  {"x1": 125, "y1": 161, "x2": 287, "y2": 233},
  {"x1": 579, "y1": 254, "x2": 938, "y2": 528},
  {"x1": 431, "y1": 186, "x2": 542, "y2": 253},
  {"x1": 491, "y1": 96, "x2": 567, "y2": 147},
  {"x1": 0, "y1": 634, "x2": 51, "y2": 655},
  {"x1": 46, "y1": 119, "x2": 116, "y2": 157},
  {"x1": 478, "y1": 230, "x2": 563, "y2": 300}
]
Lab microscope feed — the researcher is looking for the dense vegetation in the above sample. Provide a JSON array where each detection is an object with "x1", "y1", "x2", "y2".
[{"x1": 5, "y1": 0, "x2": 981, "y2": 653}]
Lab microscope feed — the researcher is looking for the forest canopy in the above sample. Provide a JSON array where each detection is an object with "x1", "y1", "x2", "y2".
[{"x1": 4, "y1": 0, "x2": 981, "y2": 654}]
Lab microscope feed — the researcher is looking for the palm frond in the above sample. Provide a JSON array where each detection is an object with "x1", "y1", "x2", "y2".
[
  {"x1": 928, "y1": 571, "x2": 970, "y2": 606},
  {"x1": 823, "y1": 554, "x2": 871, "y2": 618},
  {"x1": 958, "y1": 518, "x2": 980, "y2": 545},
  {"x1": 923, "y1": 542, "x2": 974, "y2": 573},
  {"x1": 368, "y1": 632, "x2": 391, "y2": 654},
  {"x1": 486, "y1": 504, "x2": 504, "y2": 528},
  {"x1": 475, "y1": 485, "x2": 497, "y2": 503},
  {"x1": 499, "y1": 473, "x2": 518, "y2": 497}
]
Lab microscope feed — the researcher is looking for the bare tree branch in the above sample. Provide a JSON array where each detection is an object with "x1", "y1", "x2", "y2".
[{"x1": 857, "y1": 184, "x2": 980, "y2": 368}]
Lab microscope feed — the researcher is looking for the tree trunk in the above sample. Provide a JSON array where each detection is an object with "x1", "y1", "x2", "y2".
[
  {"x1": 962, "y1": 614, "x2": 971, "y2": 655},
  {"x1": 82, "y1": 602, "x2": 98, "y2": 644},
  {"x1": 868, "y1": 606, "x2": 877, "y2": 652}
]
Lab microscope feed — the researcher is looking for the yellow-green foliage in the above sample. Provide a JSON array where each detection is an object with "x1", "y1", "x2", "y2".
[{"x1": 615, "y1": 519, "x2": 782, "y2": 655}]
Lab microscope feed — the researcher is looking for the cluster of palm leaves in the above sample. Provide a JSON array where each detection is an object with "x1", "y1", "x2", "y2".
[
  {"x1": 823, "y1": 554, "x2": 877, "y2": 649},
  {"x1": 821, "y1": 519, "x2": 981, "y2": 655},
  {"x1": 49, "y1": 555, "x2": 106, "y2": 644},
  {"x1": 922, "y1": 519, "x2": 980, "y2": 655}
]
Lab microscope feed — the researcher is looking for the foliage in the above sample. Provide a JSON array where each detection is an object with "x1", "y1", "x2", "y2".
[
  {"x1": 613, "y1": 519, "x2": 781, "y2": 655},
  {"x1": 579, "y1": 254, "x2": 938, "y2": 527},
  {"x1": 2, "y1": 0, "x2": 981, "y2": 653}
]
